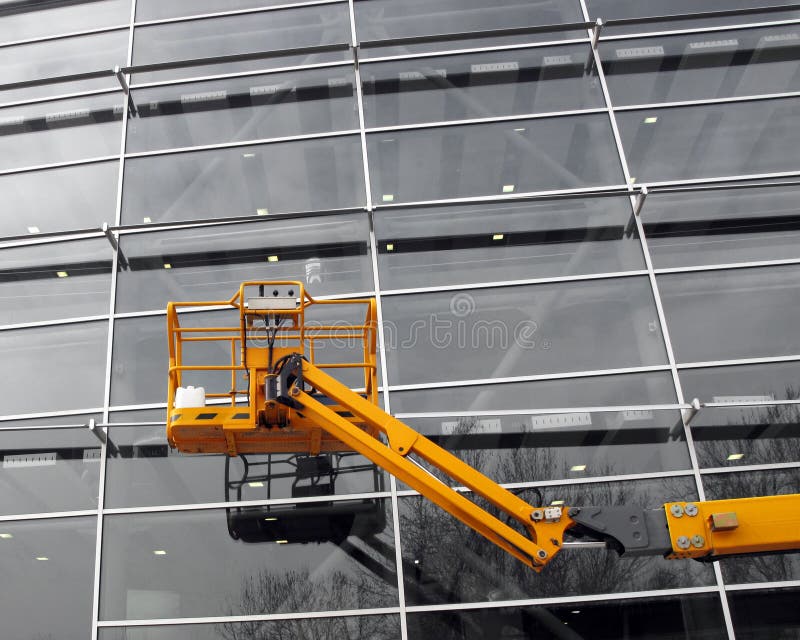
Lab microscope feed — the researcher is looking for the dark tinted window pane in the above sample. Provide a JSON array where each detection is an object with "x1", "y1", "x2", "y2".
[
  {"x1": 100, "y1": 502, "x2": 397, "y2": 619},
  {"x1": 0, "y1": 427, "x2": 100, "y2": 514},
  {"x1": 0, "y1": 161, "x2": 118, "y2": 238},
  {"x1": 375, "y1": 197, "x2": 643, "y2": 291},
  {"x1": 602, "y1": 26, "x2": 800, "y2": 105},
  {"x1": 0, "y1": 239, "x2": 112, "y2": 325},
  {"x1": 121, "y1": 136, "x2": 364, "y2": 225},
  {"x1": 692, "y1": 404, "x2": 800, "y2": 468},
  {"x1": 99, "y1": 615, "x2": 402, "y2": 640},
  {"x1": 0, "y1": 516, "x2": 96, "y2": 640},
  {"x1": 105, "y1": 424, "x2": 386, "y2": 508},
  {"x1": 356, "y1": 0, "x2": 585, "y2": 55},
  {"x1": 381, "y1": 278, "x2": 667, "y2": 386},
  {"x1": 618, "y1": 98, "x2": 800, "y2": 183},
  {"x1": 401, "y1": 409, "x2": 690, "y2": 483},
  {"x1": 730, "y1": 588, "x2": 800, "y2": 639},
  {"x1": 116, "y1": 215, "x2": 372, "y2": 313},
  {"x1": 110, "y1": 407, "x2": 166, "y2": 422},
  {"x1": 392, "y1": 371, "x2": 677, "y2": 413},
  {"x1": 127, "y1": 68, "x2": 357, "y2": 153},
  {"x1": 0, "y1": 0, "x2": 129, "y2": 42},
  {"x1": 0, "y1": 94, "x2": 123, "y2": 170},
  {"x1": 136, "y1": 0, "x2": 297, "y2": 21},
  {"x1": 0, "y1": 30, "x2": 127, "y2": 103},
  {"x1": 131, "y1": 5, "x2": 351, "y2": 84},
  {"x1": 644, "y1": 185, "x2": 800, "y2": 268},
  {"x1": 400, "y1": 476, "x2": 714, "y2": 605},
  {"x1": 702, "y1": 469, "x2": 800, "y2": 583},
  {"x1": 368, "y1": 115, "x2": 623, "y2": 204},
  {"x1": 111, "y1": 311, "x2": 222, "y2": 407},
  {"x1": 0, "y1": 321, "x2": 107, "y2": 416},
  {"x1": 362, "y1": 44, "x2": 603, "y2": 128},
  {"x1": 408, "y1": 593, "x2": 727, "y2": 640},
  {"x1": 587, "y1": 0, "x2": 800, "y2": 35},
  {"x1": 659, "y1": 265, "x2": 800, "y2": 363},
  {"x1": 680, "y1": 362, "x2": 800, "y2": 403}
]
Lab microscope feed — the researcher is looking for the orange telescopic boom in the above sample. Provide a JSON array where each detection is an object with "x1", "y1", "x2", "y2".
[{"x1": 167, "y1": 282, "x2": 800, "y2": 570}]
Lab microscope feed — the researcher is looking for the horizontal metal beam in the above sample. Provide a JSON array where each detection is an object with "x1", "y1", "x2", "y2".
[
  {"x1": 119, "y1": 42, "x2": 352, "y2": 75},
  {"x1": 602, "y1": 3, "x2": 800, "y2": 28},
  {"x1": 0, "y1": 68, "x2": 115, "y2": 92}
]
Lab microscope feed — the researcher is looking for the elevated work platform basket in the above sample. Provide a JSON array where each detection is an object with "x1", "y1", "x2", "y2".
[{"x1": 166, "y1": 281, "x2": 378, "y2": 456}]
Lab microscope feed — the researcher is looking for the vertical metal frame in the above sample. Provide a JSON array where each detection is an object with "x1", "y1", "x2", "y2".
[
  {"x1": 347, "y1": 2, "x2": 410, "y2": 638},
  {"x1": 91, "y1": 1, "x2": 137, "y2": 638},
  {"x1": 578, "y1": 0, "x2": 737, "y2": 636}
]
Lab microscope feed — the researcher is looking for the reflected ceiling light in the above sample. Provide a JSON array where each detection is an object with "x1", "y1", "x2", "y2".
[
  {"x1": 570, "y1": 464, "x2": 587, "y2": 472},
  {"x1": 413, "y1": 559, "x2": 420, "y2": 564},
  {"x1": 163, "y1": 263, "x2": 172, "y2": 269},
  {"x1": 643, "y1": 116, "x2": 658, "y2": 124},
  {"x1": 267, "y1": 255, "x2": 279, "y2": 262},
  {"x1": 513, "y1": 127, "x2": 526, "y2": 132},
  {"x1": 276, "y1": 539, "x2": 288, "y2": 544},
  {"x1": 27, "y1": 226, "x2": 40, "y2": 234},
  {"x1": 0, "y1": 533, "x2": 12, "y2": 539},
  {"x1": 56, "y1": 271, "x2": 69, "y2": 278},
  {"x1": 502, "y1": 185, "x2": 515, "y2": 193},
  {"x1": 264, "y1": 517, "x2": 278, "y2": 521},
  {"x1": 550, "y1": 500, "x2": 564, "y2": 506},
  {"x1": 242, "y1": 153, "x2": 256, "y2": 158},
  {"x1": 382, "y1": 194, "x2": 394, "y2": 202},
  {"x1": 143, "y1": 217, "x2": 152, "y2": 223},
  {"x1": 727, "y1": 453, "x2": 744, "y2": 461},
  {"x1": 571, "y1": 610, "x2": 581, "y2": 614},
  {"x1": 256, "y1": 208, "x2": 269, "y2": 216},
  {"x1": 386, "y1": 243, "x2": 394, "y2": 251},
  {"x1": 492, "y1": 233, "x2": 504, "y2": 241},
  {"x1": 248, "y1": 481, "x2": 264, "y2": 487},
  {"x1": 153, "y1": 550, "x2": 167, "y2": 555},
  {"x1": 35, "y1": 556, "x2": 48, "y2": 561}
]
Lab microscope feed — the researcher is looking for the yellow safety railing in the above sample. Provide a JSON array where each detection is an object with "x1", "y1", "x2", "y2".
[{"x1": 166, "y1": 282, "x2": 377, "y2": 454}]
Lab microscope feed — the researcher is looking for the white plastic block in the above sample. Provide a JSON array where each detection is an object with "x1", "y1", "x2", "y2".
[{"x1": 174, "y1": 386, "x2": 206, "y2": 408}]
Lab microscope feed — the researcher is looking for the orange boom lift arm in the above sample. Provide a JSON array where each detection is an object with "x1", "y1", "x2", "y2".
[{"x1": 167, "y1": 282, "x2": 800, "y2": 571}]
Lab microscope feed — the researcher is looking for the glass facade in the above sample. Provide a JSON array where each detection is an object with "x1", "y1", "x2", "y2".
[{"x1": 1, "y1": 1, "x2": 799, "y2": 639}]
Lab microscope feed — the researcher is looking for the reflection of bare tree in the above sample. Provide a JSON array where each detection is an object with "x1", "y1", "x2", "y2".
[
  {"x1": 218, "y1": 498, "x2": 398, "y2": 640},
  {"x1": 703, "y1": 469, "x2": 800, "y2": 585},
  {"x1": 221, "y1": 574, "x2": 399, "y2": 640},
  {"x1": 693, "y1": 392, "x2": 800, "y2": 585},
  {"x1": 410, "y1": 418, "x2": 568, "y2": 489},
  {"x1": 401, "y1": 418, "x2": 716, "y2": 635},
  {"x1": 220, "y1": 568, "x2": 398, "y2": 640},
  {"x1": 695, "y1": 401, "x2": 800, "y2": 468}
]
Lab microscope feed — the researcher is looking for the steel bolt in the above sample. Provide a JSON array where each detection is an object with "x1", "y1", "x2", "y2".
[
  {"x1": 676, "y1": 536, "x2": 690, "y2": 549},
  {"x1": 691, "y1": 535, "x2": 706, "y2": 548},
  {"x1": 531, "y1": 510, "x2": 543, "y2": 521},
  {"x1": 685, "y1": 503, "x2": 699, "y2": 517},
  {"x1": 537, "y1": 549, "x2": 548, "y2": 559},
  {"x1": 670, "y1": 504, "x2": 684, "y2": 518}
]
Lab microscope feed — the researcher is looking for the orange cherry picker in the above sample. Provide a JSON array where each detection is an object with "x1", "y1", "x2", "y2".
[{"x1": 166, "y1": 281, "x2": 800, "y2": 570}]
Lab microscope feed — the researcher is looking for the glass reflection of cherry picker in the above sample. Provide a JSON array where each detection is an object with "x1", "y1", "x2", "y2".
[{"x1": 167, "y1": 282, "x2": 800, "y2": 569}]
